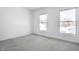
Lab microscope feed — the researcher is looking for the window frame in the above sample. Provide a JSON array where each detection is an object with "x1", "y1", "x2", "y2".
[
  {"x1": 39, "y1": 14, "x2": 48, "y2": 31},
  {"x1": 59, "y1": 8, "x2": 77, "y2": 35}
]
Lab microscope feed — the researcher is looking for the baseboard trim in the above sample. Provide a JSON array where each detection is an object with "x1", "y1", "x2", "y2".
[
  {"x1": 1, "y1": 33, "x2": 79, "y2": 45},
  {"x1": 0, "y1": 33, "x2": 32, "y2": 42},
  {"x1": 32, "y1": 33, "x2": 79, "y2": 45}
]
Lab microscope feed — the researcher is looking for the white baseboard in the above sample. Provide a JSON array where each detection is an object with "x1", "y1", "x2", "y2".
[
  {"x1": 32, "y1": 33, "x2": 79, "y2": 44},
  {"x1": 0, "y1": 33, "x2": 32, "y2": 41}
]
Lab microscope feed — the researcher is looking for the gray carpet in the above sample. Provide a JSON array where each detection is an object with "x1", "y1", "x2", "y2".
[{"x1": 0, "y1": 34, "x2": 79, "y2": 51}]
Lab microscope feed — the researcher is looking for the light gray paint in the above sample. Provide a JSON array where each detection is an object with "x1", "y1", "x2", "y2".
[
  {"x1": 33, "y1": 7, "x2": 79, "y2": 43},
  {"x1": 0, "y1": 7, "x2": 32, "y2": 41}
]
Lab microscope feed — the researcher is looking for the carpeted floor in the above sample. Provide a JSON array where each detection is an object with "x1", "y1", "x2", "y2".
[{"x1": 0, "y1": 34, "x2": 79, "y2": 51}]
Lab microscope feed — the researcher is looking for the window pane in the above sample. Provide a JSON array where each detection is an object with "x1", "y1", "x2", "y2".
[
  {"x1": 40, "y1": 14, "x2": 47, "y2": 22},
  {"x1": 60, "y1": 9, "x2": 76, "y2": 35},
  {"x1": 40, "y1": 14, "x2": 47, "y2": 31},
  {"x1": 60, "y1": 9, "x2": 76, "y2": 21},
  {"x1": 60, "y1": 21, "x2": 76, "y2": 34},
  {"x1": 40, "y1": 23, "x2": 47, "y2": 31}
]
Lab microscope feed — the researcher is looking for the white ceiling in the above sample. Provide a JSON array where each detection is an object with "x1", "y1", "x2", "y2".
[{"x1": 26, "y1": 7, "x2": 75, "y2": 11}]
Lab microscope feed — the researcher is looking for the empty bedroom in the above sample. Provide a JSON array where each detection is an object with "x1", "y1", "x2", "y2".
[{"x1": 0, "y1": 7, "x2": 79, "y2": 51}]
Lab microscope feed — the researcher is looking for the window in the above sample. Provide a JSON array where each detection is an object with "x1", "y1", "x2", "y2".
[
  {"x1": 39, "y1": 14, "x2": 47, "y2": 31},
  {"x1": 60, "y1": 9, "x2": 76, "y2": 35}
]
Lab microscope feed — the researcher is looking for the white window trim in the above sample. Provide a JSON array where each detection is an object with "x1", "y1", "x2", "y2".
[
  {"x1": 39, "y1": 14, "x2": 48, "y2": 31},
  {"x1": 60, "y1": 8, "x2": 76, "y2": 35}
]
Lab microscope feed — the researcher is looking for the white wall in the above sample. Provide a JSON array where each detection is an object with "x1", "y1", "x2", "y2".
[
  {"x1": 0, "y1": 7, "x2": 32, "y2": 41},
  {"x1": 33, "y1": 7, "x2": 79, "y2": 43}
]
